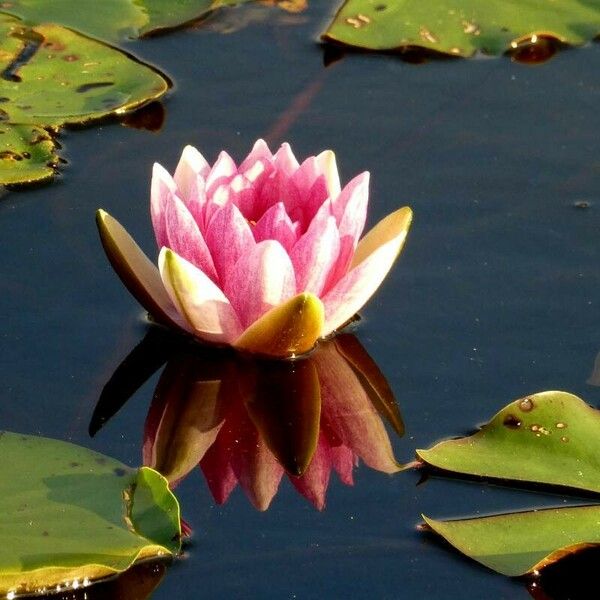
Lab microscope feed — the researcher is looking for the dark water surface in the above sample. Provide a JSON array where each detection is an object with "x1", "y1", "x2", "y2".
[{"x1": 2, "y1": 3, "x2": 600, "y2": 598}]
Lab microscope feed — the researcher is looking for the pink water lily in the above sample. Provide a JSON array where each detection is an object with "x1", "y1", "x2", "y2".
[{"x1": 97, "y1": 140, "x2": 412, "y2": 357}]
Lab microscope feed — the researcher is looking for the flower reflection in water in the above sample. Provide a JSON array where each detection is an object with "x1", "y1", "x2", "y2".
[{"x1": 92, "y1": 331, "x2": 403, "y2": 511}]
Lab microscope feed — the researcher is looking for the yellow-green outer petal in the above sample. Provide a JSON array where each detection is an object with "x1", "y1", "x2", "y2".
[
  {"x1": 96, "y1": 210, "x2": 186, "y2": 332},
  {"x1": 234, "y1": 293, "x2": 325, "y2": 358}
]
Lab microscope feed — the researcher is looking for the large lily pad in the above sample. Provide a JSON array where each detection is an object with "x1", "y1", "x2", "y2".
[
  {"x1": 0, "y1": 430, "x2": 180, "y2": 597},
  {"x1": 0, "y1": 16, "x2": 168, "y2": 127},
  {"x1": 0, "y1": 0, "x2": 255, "y2": 42},
  {"x1": 423, "y1": 505, "x2": 600, "y2": 576},
  {"x1": 322, "y1": 0, "x2": 600, "y2": 57},
  {"x1": 417, "y1": 391, "x2": 600, "y2": 494},
  {"x1": 0, "y1": 13, "x2": 168, "y2": 185},
  {"x1": 0, "y1": 123, "x2": 57, "y2": 185}
]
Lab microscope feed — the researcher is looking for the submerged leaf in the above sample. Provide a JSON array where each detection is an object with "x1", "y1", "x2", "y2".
[
  {"x1": 424, "y1": 505, "x2": 600, "y2": 577},
  {"x1": 322, "y1": 0, "x2": 600, "y2": 58},
  {"x1": 417, "y1": 391, "x2": 600, "y2": 494},
  {"x1": 0, "y1": 431, "x2": 180, "y2": 597},
  {"x1": 0, "y1": 123, "x2": 57, "y2": 185}
]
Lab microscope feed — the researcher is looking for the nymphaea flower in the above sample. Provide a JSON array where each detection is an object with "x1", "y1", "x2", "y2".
[{"x1": 97, "y1": 140, "x2": 412, "y2": 358}]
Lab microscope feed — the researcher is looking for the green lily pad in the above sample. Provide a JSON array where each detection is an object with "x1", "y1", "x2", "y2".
[
  {"x1": 0, "y1": 430, "x2": 180, "y2": 597},
  {"x1": 0, "y1": 123, "x2": 57, "y2": 185},
  {"x1": 0, "y1": 13, "x2": 168, "y2": 185},
  {"x1": 322, "y1": 0, "x2": 600, "y2": 57},
  {"x1": 417, "y1": 391, "x2": 600, "y2": 494},
  {"x1": 423, "y1": 505, "x2": 600, "y2": 576},
  {"x1": 0, "y1": 16, "x2": 168, "y2": 127},
  {"x1": 0, "y1": 0, "x2": 254, "y2": 42}
]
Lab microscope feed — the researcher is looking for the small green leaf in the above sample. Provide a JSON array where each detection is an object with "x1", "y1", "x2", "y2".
[
  {"x1": 322, "y1": 0, "x2": 600, "y2": 57},
  {"x1": 423, "y1": 505, "x2": 600, "y2": 576},
  {"x1": 417, "y1": 391, "x2": 600, "y2": 494},
  {"x1": 0, "y1": 123, "x2": 57, "y2": 185},
  {"x1": 0, "y1": 431, "x2": 180, "y2": 597}
]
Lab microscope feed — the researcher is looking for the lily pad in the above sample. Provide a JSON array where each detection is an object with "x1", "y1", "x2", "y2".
[
  {"x1": 423, "y1": 505, "x2": 600, "y2": 576},
  {"x1": 417, "y1": 391, "x2": 600, "y2": 494},
  {"x1": 0, "y1": 123, "x2": 57, "y2": 185},
  {"x1": 0, "y1": 430, "x2": 180, "y2": 597},
  {"x1": 0, "y1": 13, "x2": 169, "y2": 185},
  {"x1": 0, "y1": 0, "x2": 255, "y2": 42},
  {"x1": 322, "y1": 0, "x2": 600, "y2": 57},
  {"x1": 0, "y1": 16, "x2": 168, "y2": 127}
]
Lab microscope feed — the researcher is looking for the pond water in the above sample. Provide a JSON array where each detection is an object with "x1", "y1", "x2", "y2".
[{"x1": 1, "y1": 2, "x2": 600, "y2": 598}]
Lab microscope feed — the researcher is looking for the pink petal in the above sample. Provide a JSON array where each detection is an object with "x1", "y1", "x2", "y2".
[
  {"x1": 150, "y1": 162, "x2": 177, "y2": 249},
  {"x1": 316, "y1": 340, "x2": 399, "y2": 474},
  {"x1": 159, "y1": 248, "x2": 243, "y2": 344},
  {"x1": 321, "y1": 208, "x2": 411, "y2": 335},
  {"x1": 329, "y1": 444, "x2": 355, "y2": 485},
  {"x1": 273, "y1": 142, "x2": 300, "y2": 176},
  {"x1": 164, "y1": 194, "x2": 218, "y2": 282},
  {"x1": 290, "y1": 206, "x2": 340, "y2": 296},
  {"x1": 201, "y1": 439, "x2": 238, "y2": 505},
  {"x1": 224, "y1": 240, "x2": 297, "y2": 329},
  {"x1": 209, "y1": 174, "x2": 257, "y2": 224},
  {"x1": 315, "y1": 149, "x2": 341, "y2": 199},
  {"x1": 205, "y1": 202, "x2": 256, "y2": 282},
  {"x1": 290, "y1": 434, "x2": 331, "y2": 511},
  {"x1": 332, "y1": 172, "x2": 370, "y2": 243},
  {"x1": 238, "y1": 139, "x2": 273, "y2": 174},
  {"x1": 173, "y1": 145, "x2": 210, "y2": 202},
  {"x1": 252, "y1": 202, "x2": 298, "y2": 252},
  {"x1": 206, "y1": 151, "x2": 237, "y2": 195},
  {"x1": 324, "y1": 172, "x2": 370, "y2": 291}
]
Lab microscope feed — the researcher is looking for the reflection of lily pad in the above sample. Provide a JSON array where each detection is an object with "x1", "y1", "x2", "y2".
[
  {"x1": 0, "y1": 0, "x2": 255, "y2": 42},
  {"x1": 0, "y1": 431, "x2": 180, "y2": 597},
  {"x1": 0, "y1": 123, "x2": 57, "y2": 185},
  {"x1": 423, "y1": 506, "x2": 600, "y2": 576},
  {"x1": 322, "y1": 0, "x2": 600, "y2": 57},
  {"x1": 417, "y1": 391, "x2": 600, "y2": 493}
]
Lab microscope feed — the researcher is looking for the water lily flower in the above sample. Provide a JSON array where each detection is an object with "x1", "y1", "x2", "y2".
[{"x1": 96, "y1": 140, "x2": 412, "y2": 357}]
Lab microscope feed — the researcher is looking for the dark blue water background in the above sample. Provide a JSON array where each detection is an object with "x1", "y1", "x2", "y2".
[{"x1": 1, "y1": 2, "x2": 600, "y2": 598}]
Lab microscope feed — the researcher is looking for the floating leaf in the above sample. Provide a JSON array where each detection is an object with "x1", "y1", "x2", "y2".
[
  {"x1": 417, "y1": 391, "x2": 600, "y2": 494},
  {"x1": 0, "y1": 123, "x2": 57, "y2": 185},
  {"x1": 0, "y1": 431, "x2": 180, "y2": 597},
  {"x1": 423, "y1": 505, "x2": 600, "y2": 577},
  {"x1": 322, "y1": 0, "x2": 600, "y2": 57},
  {"x1": 0, "y1": 0, "x2": 257, "y2": 42},
  {"x1": 0, "y1": 13, "x2": 168, "y2": 185},
  {"x1": 0, "y1": 16, "x2": 168, "y2": 127}
]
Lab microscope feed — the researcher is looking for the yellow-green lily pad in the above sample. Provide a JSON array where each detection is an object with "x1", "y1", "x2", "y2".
[
  {"x1": 0, "y1": 123, "x2": 57, "y2": 185},
  {"x1": 0, "y1": 431, "x2": 180, "y2": 597},
  {"x1": 423, "y1": 505, "x2": 600, "y2": 577},
  {"x1": 417, "y1": 391, "x2": 600, "y2": 494},
  {"x1": 322, "y1": 0, "x2": 600, "y2": 57}
]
